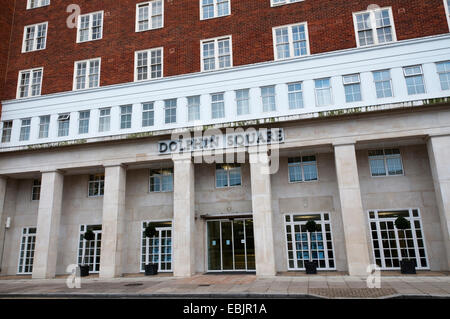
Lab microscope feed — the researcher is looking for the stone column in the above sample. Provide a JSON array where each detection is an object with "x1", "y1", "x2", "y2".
[
  {"x1": 32, "y1": 170, "x2": 64, "y2": 279},
  {"x1": 427, "y1": 135, "x2": 450, "y2": 269},
  {"x1": 172, "y1": 155, "x2": 196, "y2": 277},
  {"x1": 334, "y1": 143, "x2": 371, "y2": 276},
  {"x1": 99, "y1": 165, "x2": 127, "y2": 278},
  {"x1": 249, "y1": 150, "x2": 276, "y2": 276}
]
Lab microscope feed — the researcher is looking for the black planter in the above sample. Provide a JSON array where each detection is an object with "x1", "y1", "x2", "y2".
[
  {"x1": 304, "y1": 261, "x2": 318, "y2": 274},
  {"x1": 79, "y1": 265, "x2": 90, "y2": 277},
  {"x1": 400, "y1": 259, "x2": 416, "y2": 274},
  {"x1": 144, "y1": 264, "x2": 158, "y2": 276}
]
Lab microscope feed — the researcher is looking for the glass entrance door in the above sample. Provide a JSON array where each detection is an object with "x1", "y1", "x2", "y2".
[
  {"x1": 141, "y1": 221, "x2": 173, "y2": 272},
  {"x1": 207, "y1": 218, "x2": 255, "y2": 272}
]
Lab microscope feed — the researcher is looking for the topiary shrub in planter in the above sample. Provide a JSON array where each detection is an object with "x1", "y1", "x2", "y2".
[
  {"x1": 79, "y1": 229, "x2": 95, "y2": 277},
  {"x1": 395, "y1": 216, "x2": 416, "y2": 274},
  {"x1": 144, "y1": 224, "x2": 159, "y2": 276},
  {"x1": 304, "y1": 220, "x2": 319, "y2": 275}
]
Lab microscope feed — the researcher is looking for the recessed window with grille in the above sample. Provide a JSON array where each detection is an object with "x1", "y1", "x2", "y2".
[
  {"x1": 135, "y1": 48, "x2": 163, "y2": 81},
  {"x1": 187, "y1": 96, "x2": 201, "y2": 121},
  {"x1": 164, "y1": 99, "x2": 177, "y2": 124},
  {"x1": 120, "y1": 105, "x2": 133, "y2": 129},
  {"x1": 17, "y1": 68, "x2": 43, "y2": 98},
  {"x1": 273, "y1": 23, "x2": 309, "y2": 60},
  {"x1": 17, "y1": 227, "x2": 37, "y2": 274},
  {"x1": 373, "y1": 70, "x2": 393, "y2": 98},
  {"x1": 436, "y1": 61, "x2": 450, "y2": 91},
  {"x1": 211, "y1": 93, "x2": 225, "y2": 119},
  {"x1": 136, "y1": 0, "x2": 163, "y2": 32},
  {"x1": 343, "y1": 74, "x2": 362, "y2": 102},
  {"x1": 201, "y1": 0, "x2": 230, "y2": 20},
  {"x1": 2, "y1": 121, "x2": 13, "y2": 143},
  {"x1": 19, "y1": 118, "x2": 31, "y2": 141},
  {"x1": 77, "y1": 225, "x2": 102, "y2": 273},
  {"x1": 31, "y1": 179, "x2": 41, "y2": 201},
  {"x1": 368, "y1": 209, "x2": 429, "y2": 269},
  {"x1": 261, "y1": 86, "x2": 276, "y2": 112},
  {"x1": 39, "y1": 115, "x2": 50, "y2": 139},
  {"x1": 74, "y1": 58, "x2": 100, "y2": 90},
  {"x1": 288, "y1": 156, "x2": 318, "y2": 182},
  {"x1": 201, "y1": 36, "x2": 232, "y2": 71},
  {"x1": 57, "y1": 114, "x2": 70, "y2": 137},
  {"x1": 88, "y1": 174, "x2": 104, "y2": 197},
  {"x1": 78, "y1": 111, "x2": 90, "y2": 134},
  {"x1": 288, "y1": 82, "x2": 303, "y2": 109},
  {"x1": 27, "y1": 0, "x2": 50, "y2": 9},
  {"x1": 149, "y1": 168, "x2": 173, "y2": 192},
  {"x1": 235, "y1": 89, "x2": 250, "y2": 115},
  {"x1": 368, "y1": 148, "x2": 403, "y2": 177},
  {"x1": 22, "y1": 22, "x2": 47, "y2": 52},
  {"x1": 315, "y1": 78, "x2": 332, "y2": 107},
  {"x1": 403, "y1": 65, "x2": 426, "y2": 95},
  {"x1": 141, "y1": 221, "x2": 173, "y2": 272},
  {"x1": 284, "y1": 213, "x2": 336, "y2": 270},
  {"x1": 142, "y1": 102, "x2": 155, "y2": 127},
  {"x1": 353, "y1": 7, "x2": 396, "y2": 47},
  {"x1": 98, "y1": 108, "x2": 111, "y2": 132},
  {"x1": 216, "y1": 164, "x2": 241, "y2": 188},
  {"x1": 77, "y1": 11, "x2": 103, "y2": 43}
]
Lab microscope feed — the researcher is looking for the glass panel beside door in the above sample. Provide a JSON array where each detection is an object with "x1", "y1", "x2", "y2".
[
  {"x1": 207, "y1": 218, "x2": 255, "y2": 272},
  {"x1": 77, "y1": 224, "x2": 102, "y2": 273},
  {"x1": 141, "y1": 220, "x2": 173, "y2": 272}
]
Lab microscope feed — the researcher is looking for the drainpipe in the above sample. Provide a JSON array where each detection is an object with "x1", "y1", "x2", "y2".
[{"x1": 0, "y1": 217, "x2": 11, "y2": 273}]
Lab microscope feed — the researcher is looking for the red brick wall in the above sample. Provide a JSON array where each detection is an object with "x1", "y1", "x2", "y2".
[
  {"x1": 1, "y1": 0, "x2": 449, "y2": 101},
  {"x1": 0, "y1": 0, "x2": 15, "y2": 111}
]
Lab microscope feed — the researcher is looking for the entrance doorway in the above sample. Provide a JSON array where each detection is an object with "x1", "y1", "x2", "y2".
[
  {"x1": 206, "y1": 218, "x2": 255, "y2": 272},
  {"x1": 140, "y1": 221, "x2": 173, "y2": 272},
  {"x1": 77, "y1": 224, "x2": 102, "y2": 273}
]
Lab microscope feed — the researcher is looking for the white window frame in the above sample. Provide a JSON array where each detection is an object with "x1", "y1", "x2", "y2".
[
  {"x1": 98, "y1": 108, "x2": 111, "y2": 132},
  {"x1": 78, "y1": 110, "x2": 90, "y2": 134},
  {"x1": 287, "y1": 82, "x2": 304, "y2": 109},
  {"x1": 17, "y1": 227, "x2": 37, "y2": 274},
  {"x1": 134, "y1": 47, "x2": 164, "y2": 81},
  {"x1": 149, "y1": 168, "x2": 174, "y2": 192},
  {"x1": 76, "y1": 11, "x2": 104, "y2": 43},
  {"x1": 445, "y1": 0, "x2": 450, "y2": 31},
  {"x1": 140, "y1": 220, "x2": 173, "y2": 272},
  {"x1": 287, "y1": 155, "x2": 318, "y2": 183},
  {"x1": 27, "y1": 0, "x2": 50, "y2": 9},
  {"x1": 120, "y1": 105, "x2": 133, "y2": 130},
  {"x1": 272, "y1": 22, "x2": 310, "y2": 61},
  {"x1": 270, "y1": 0, "x2": 303, "y2": 7},
  {"x1": 211, "y1": 92, "x2": 225, "y2": 119},
  {"x1": 201, "y1": 35, "x2": 233, "y2": 72},
  {"x1": 436, "y1": 61, "x2": 450, "y2": 91},
  {"x1": 343, "y1": 74, "x2": 363, "y2": 103},
  {"x1": 88, "y1": 174, "x2": 104, "y2": 197},
  {"x1": 368, "y1": 148, "x2": 404, "y2": 177},
  {"x1": 57, "y1": 113, "x2": 70, "y2": 137},
  {"x1": 73, "y1": 58, "x2": 101, "y2": 91},
  {"x1": 136, "y1": 0, "x2": 164, "y2": 32},
  {"x1": 352, "y1": 7, "x2": 397, "y2": 47},
  {"x1": 187, "y1": 96, "x2": 201, "y2": 122},
  {"x1": 1, "y1": 121, "x2": 13, "y2": 143},
  {"x1": 314, "y1": 78, "x2": 333, "y2": 107},
  {"x1": 77, "y1": 225, "x2": 102, "y2": 273},
  {"x1": 200, "y1": 0, "x2": 231, "y2": 20},
  {"x1": 19, "y1": 118, "x2": 31, "y2": 141},
  {"x1": 17, "y1": 67, "x2": 43, "y2": 99},
  {"x1": 373, "y1": 69, "x2": 394, "y2": 99},
  {"x1": 261, "y1": 85, "x2": 276, "y2": 112},
  {"x1": 164, "y1": 99, "x2": 177, "y2": 124},
  {"x1": 31, "y1": 179, "x2": 41, "y2": 201},
  {"x1": 22, "y1": 22, "x2": 48, "y2": 53},
  {"x1": 403, "y1": 65, "x2": 426, "y2": 95},
  {"x1": 142, "y1": 102, "x2": 155, "y2": 127},
  {"x1": 38, "y1": 115, "x2": 50, "y2": 139},
  {"x1": 236, "y1": 89, "x2": 250, "y2": 116},
  {"x1": 215, "y1": 164, "x2": 242, "y2": 188}
]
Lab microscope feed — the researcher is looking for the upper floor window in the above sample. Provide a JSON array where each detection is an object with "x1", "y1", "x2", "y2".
[
  {"x1": 135, "y1": 48, "x2": 163, "y2": 81},
  {"x1": 27, "y1": 0, "x2": 49, "y2": 9},
  {"x1": 216, "y1": 164, "x2": 241, "y2": 188},
  {"x1": 353, "y1": 7, "x2": 396, "y2": 47},
  {"x1": 1, "y1": 121, "x2": 13, "y2": 143},
  {"x1": 120, "y1": 105, "x2": 133, "y2": 129},
  {"x1": 88, "y1": 174, "x2": 104, "y2": 197},
  {"x1": 74, "y1": 58, "x2": 100, "y2": 90},
  {"x1": 38, "y1": 115, "x2": 50, "y2": 139},
  {"x1": 142, "y1": 102, "x2": 155, "y2": 127},
  {"x1": 187, "y1": 96, "x2": 201, "y2": 121},
  {"x1": 99, "y1": 108, "x2": 111, "y2": 132},
  {"x1": 57, "y1": 114, "x2": 70, "y2": 137},
  {"x1": 17, "y1": 68, "x2": 43, "y2": 98},
  {"x1": 288, "y1": 156, "x2": 318, "y2": 182},
  {"x1": 271, "y1": 0, "x2": 302, "y2": 6},
  {"x1": 288, "y1": 82, "x2": 303, "y2": 109},
  {"x1": 211, "y1": 93, "x2": 225, "y2": 119},
  {"x1": 261, "y1": 86, "x2": 276, "y2": 112},
  {"x1": 31, "y1": 179, "x2": 41, "y2": 201},
  {"x1": 436, "y1": 61, "x2": 450, "y2": 90},
  {"x1": 149, "y1": 168, "x2": 173, "y2": 192},
  {"x1": 201, "y1": 0, "x2": 230, "y2": 20},
  {"x1": 136, "y1": 0, "x2": 163, "y2": 32},
  {"x1": 369, "y1": 149, "x2": 403, "y2": 177},
  {"x1": 403, "y1": 65, "x2": 426, "y2": 95},
  {"x1": 236, "y1": 89, "x2": 250, "y2": 115},
  {"x1": 77, "y1": 11, "x2": 103, "y2": 43},
  {"x1": 165, "y1": 99, "x2": 177, "y2": 124},
  {"x1": 315, "y1": 78, "x2": 332, "y2": 106},
  {"x1": 201, "y1": 36, "x2": 232, "y2": 71},
  {"x1": 445, "y1": 0, "x2": 450, "y2": 31},
  {"x1": 22, "y1": 22, "x2": 47, "y2": 53},
  {"x1": 373, "y1": 70, "x2": 393, "y2": 98},
  {"x1": 343, "y1": 74, "x2": 362, "y2": 103},
  {"x1": 78, "y1": 111, "x2": 90, "y2": 134},
  {"x1": 19, "y1": 118, "x2": 31, "y2": 141},
  {"x1": 273, "y1": 23, "x2": 309, "y2": 60}
]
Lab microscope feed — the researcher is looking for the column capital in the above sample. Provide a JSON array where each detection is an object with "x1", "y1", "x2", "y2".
[
  {"x1": 40, "y1": 169, "x2": 65, "y2": 174},
  {"x1": 247, "y1": 146, "x2": 269, "y2": 155},
  {"x1": 171, "y1": 153, "x2": 192, "y2": 162},
  {"x1": 103, "y1": 163, "x2": 127, "y2": 169},
  {"x1": 333, "y1": 142, "x2": 356, "y2": 147}
]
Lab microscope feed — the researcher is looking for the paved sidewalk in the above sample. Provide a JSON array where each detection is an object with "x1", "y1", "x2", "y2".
[{"x1": 0, "y1": 273, "x2": 449, "y2": 298}]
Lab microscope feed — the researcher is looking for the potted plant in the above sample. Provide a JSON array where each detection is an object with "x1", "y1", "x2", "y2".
[
  {"x1": 395, "y1": 216, "x2": 416, "y2": 274},
  {"x1": 144, "y1": 223, "x2": 159, "y2": 276},
  {"x1": 304, "y1": 220, "x2": 319, "y2": 274},
  {"x1": 79, "y1": 228, "x2": 95, "y2": 277}
]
